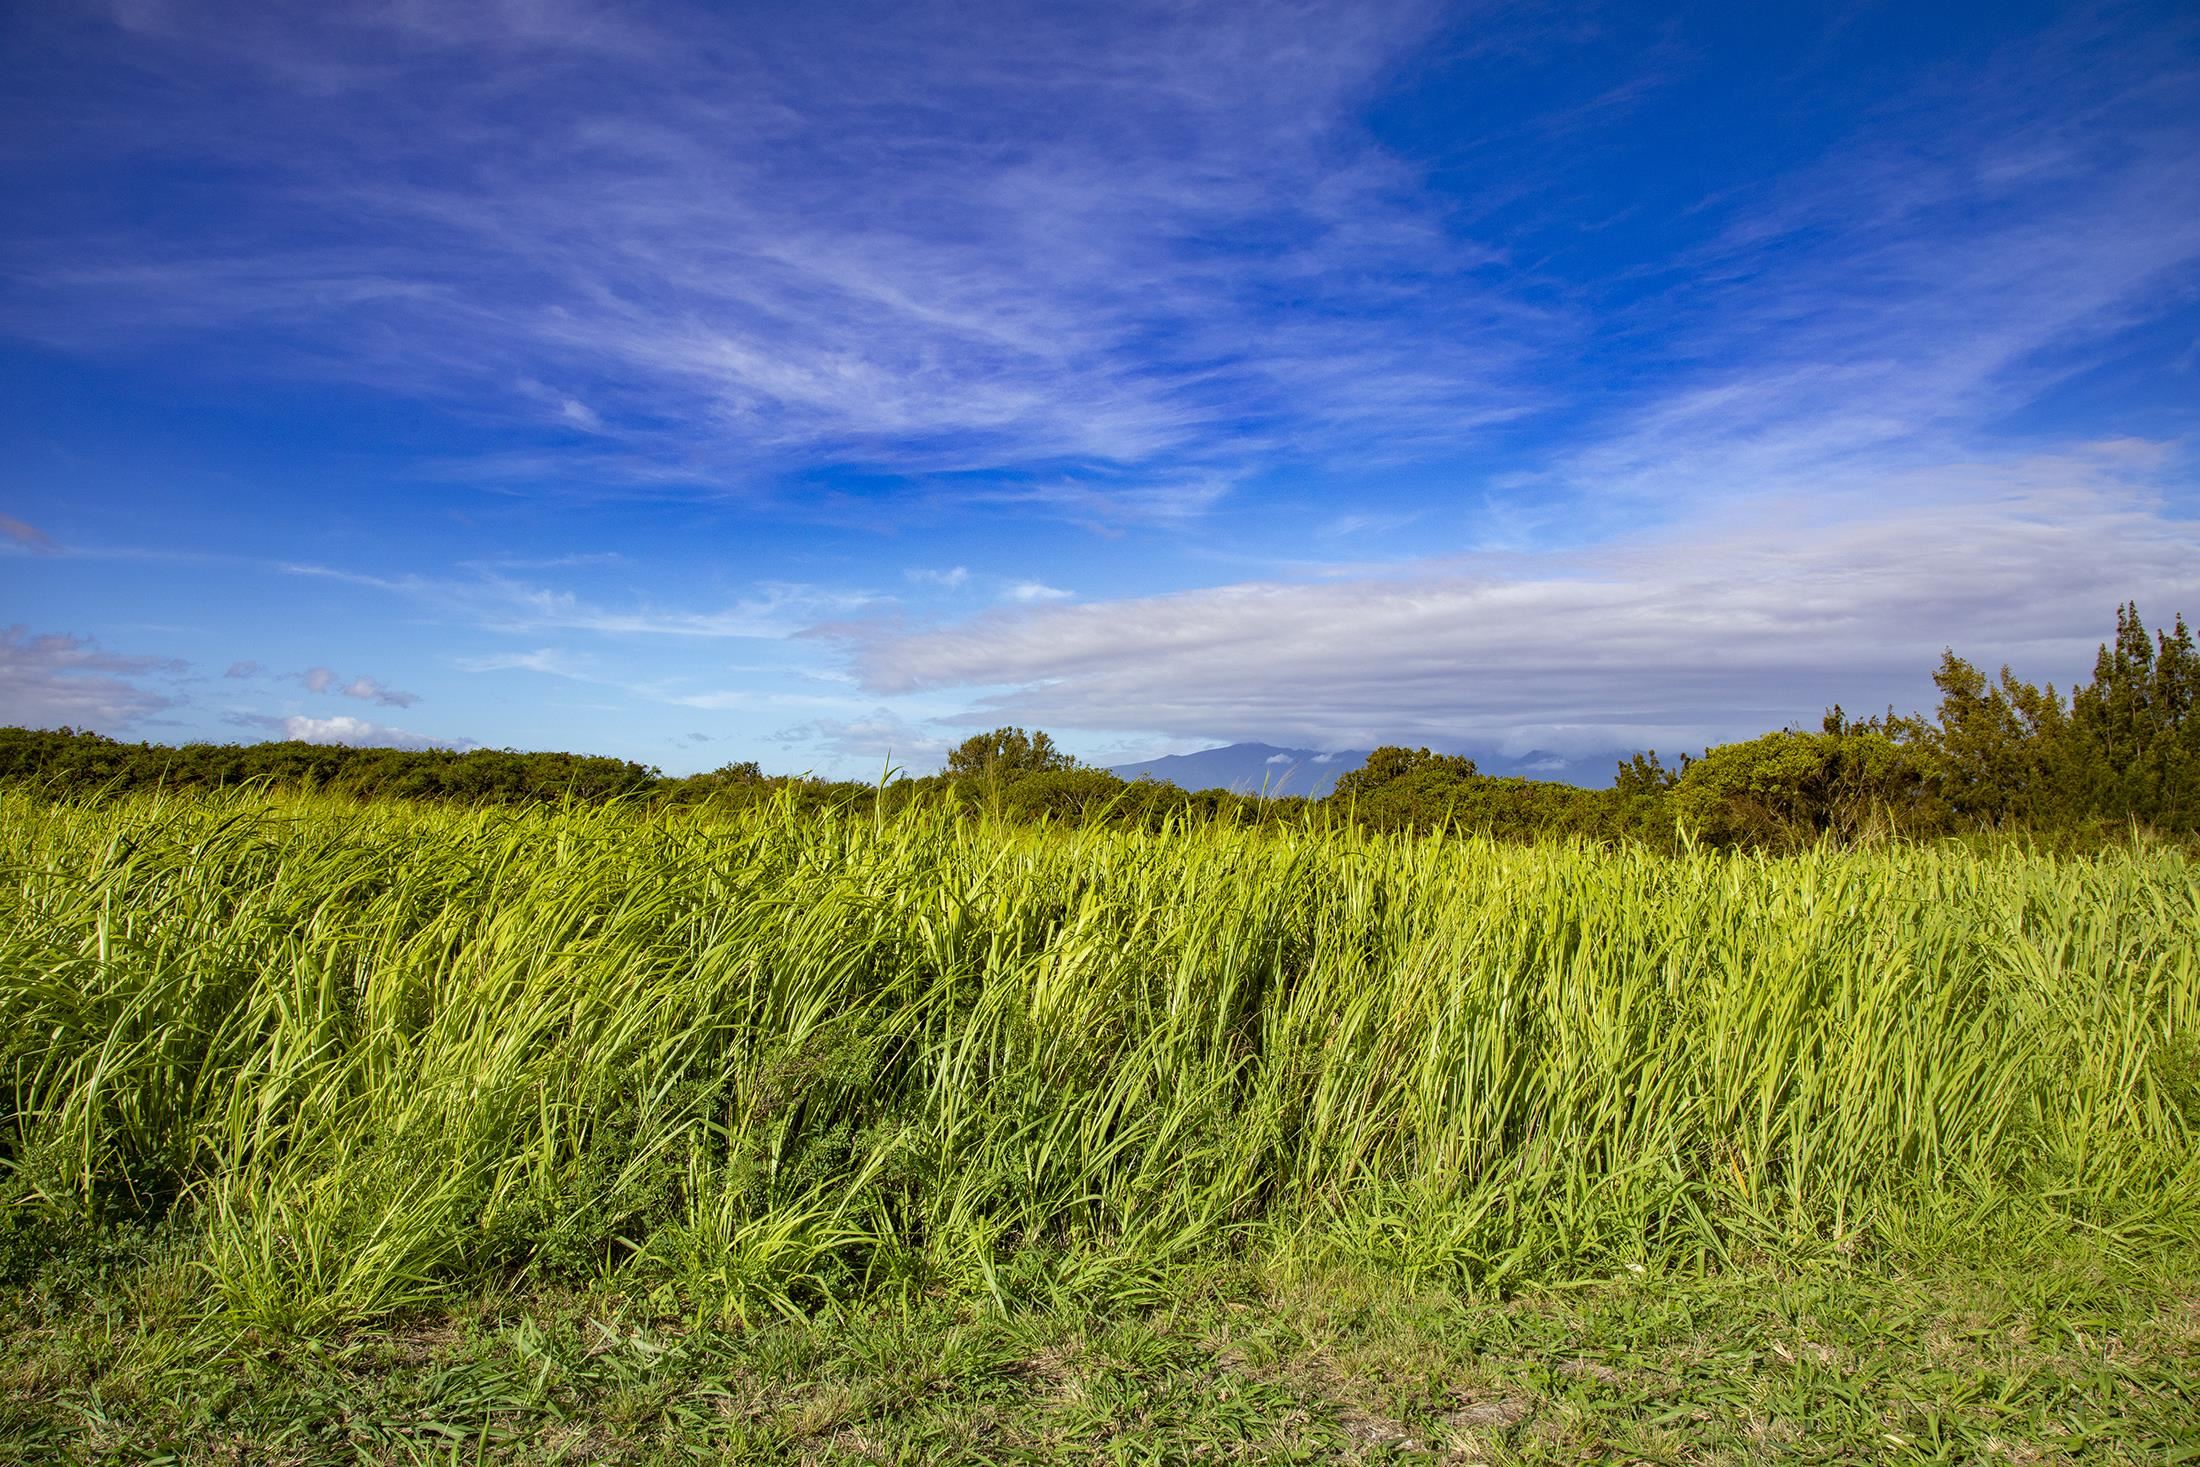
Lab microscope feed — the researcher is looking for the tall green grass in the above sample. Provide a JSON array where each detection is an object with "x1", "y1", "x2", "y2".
[{"x1": 2, "y1": 788, "x2": 2194, "y2": 1335}]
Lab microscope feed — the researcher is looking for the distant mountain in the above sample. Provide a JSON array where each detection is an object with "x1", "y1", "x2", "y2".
[
  {"x1": 1109, "y1": 742, "x2": 1634, "y2": 793},
  {"x1": 1108, "y1": 743, "x2": 1368, "y2": 798}
]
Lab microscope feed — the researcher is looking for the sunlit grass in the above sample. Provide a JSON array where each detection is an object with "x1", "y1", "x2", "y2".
[{"x1": 4, "y1": 786, "x2": 2191, "y2": 1347}]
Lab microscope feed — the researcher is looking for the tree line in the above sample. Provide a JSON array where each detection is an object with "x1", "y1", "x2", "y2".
[{"x1": 3, "y1": 603, "x2": 2192, "y2": 848}]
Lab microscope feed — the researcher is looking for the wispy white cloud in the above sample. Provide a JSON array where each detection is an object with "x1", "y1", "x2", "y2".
[
  {"x1": 955, "y1": 476, "x2": 1240, "y2": 531},
  {"x1": 452, "y1": 647, "x2": 581, "y2": 676},
  {"x1": 835, "y1": 459, "x2": 2200, "y2": 752},
  {"x1": 13, "y1": 3, "x2": 2190, "y2": 548},
  {"x1": 459, "y1": 551, "x2": 631, "y2": 572},
  {"x1": 0, "y1": 515, "x2": 58, "y2": 553},
  {"x1": 1003, "y1": 581, "x2": 1073, "y2": 604},
  {"x1": 906, "y1": 566, "x2": 970, "y2": 591},
  {"x1": 0, "y1": 626, "x2": 185, "y2": 730},
  {"x1": 453, "y1": 641, "x2": 865, "y2": 719},
  {"x1": 4, "y1": 1, "x2": 1534, "y2": 504},
  {"x1": 1320, "y1": 512, "x2": 1419, "y2": 539},
  {"x1": 1512, "y1": 20, "x2": 2200, "y2": 545},
  {"x1": 283, "y1": 561, "x2": 876, "y2": 638},
  {"x1": 771, "y1": 707, "x2": 953, "y2": 770}
]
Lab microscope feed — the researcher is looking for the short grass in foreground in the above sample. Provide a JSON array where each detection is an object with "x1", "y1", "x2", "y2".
[
  {"x1": 5, "y1": 1234, "x2": 2195, "y2": 1462},
  {"x1": 2, "y1": 790, "x2": 2196, "y2": 1459}
]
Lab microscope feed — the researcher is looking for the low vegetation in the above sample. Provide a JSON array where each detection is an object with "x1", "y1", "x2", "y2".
[
  {"x1": 3, "y1": 788, "x2": 2195, "y2": 1458},
  {"x1": 3, "y1": 603, "x2": 2194, "y2": 852}
]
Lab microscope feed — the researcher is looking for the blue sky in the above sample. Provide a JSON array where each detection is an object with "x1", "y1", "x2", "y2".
[{"x1": 3, "y1": 0, "x2": 2197, "y2": 778}]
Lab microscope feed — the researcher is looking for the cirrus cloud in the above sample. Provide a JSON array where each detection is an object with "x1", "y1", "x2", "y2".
[
  {"x1": 4, "y1": 0, "x2": 1524, "y2": 503},
  {"x1": 0, "y1": 515, "x2": 58, "y2": 553}
]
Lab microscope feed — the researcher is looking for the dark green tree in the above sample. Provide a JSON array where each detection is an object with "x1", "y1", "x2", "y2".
[
  {"x1": 1671, "y1": 730, "x2": 1941, "y2": 847},
  {"x1": 1613, "y1": 750, "x2": 1683, "y2": 796},
  {"x1": 1905, "y1": 652, "x2": 2074, "y2": 827},
  {"x1": 2068, "y1": 603, "x2": 2197, "y2": 824},
  {"x1": 944, "y1": 727, "x2": 1077, "y2": 777},
  {"x1": 1331, "y1": 746, "x2": 1477, "y2": 799}
]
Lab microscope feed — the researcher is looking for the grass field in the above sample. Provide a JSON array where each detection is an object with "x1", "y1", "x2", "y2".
[{"x1": 3, "y1": 789, "x2": 2196, "y2": 1462}]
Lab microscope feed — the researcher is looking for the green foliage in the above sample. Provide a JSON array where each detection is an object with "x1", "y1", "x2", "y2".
[
  {"x1": 990, "y1": 765, "x2": 1138, "y2": 822},
  {"x1": 2070, "y1": 603, "x2": 2200, "y2": 826},
  {"x1": 1332, "y1": 745, "x2": 1683, "y2": 843},
  {"x1": 1889, "y1": 602, "x2": 2199, "y2": 837},
  {"x1": 1669, "y1": 729, "x2": 1941, "y2": 848},
  {"x1": 2, "y1": 789, "x2": 2192, "y2": 1344},
  {"x1": 945, "y1": 725, "x2": 1078, "y2": 777},
  {"x1": 2, "y1": 601, "x2": 2194, "y2": 849},
  {"x1": 1904, "y1": 650, "x2": 2076, "y2": 826},
  {"x1": 1612, "y1": 748, "x2": 1684, "y2": 796},
  {"x1": 7, "y1": 1240, "x2": 2197, "y2": 1461},
  {"x1": 1331, "y1": 744, "x2": 1479, "y2": 799},
  {"x1": 2, "y1": 789, "x2": 2195, "y2": 1457},
  {"x1": 0, "y1": 727, "x2": 660, "y2": 806},
  {"x1": 1328, "y1": 746, "x2": 1481, "y2": 832}
]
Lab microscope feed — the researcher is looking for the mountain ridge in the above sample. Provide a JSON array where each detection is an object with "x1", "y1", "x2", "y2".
[
  {"x1": 1107, "y1": 743, "x2": 1367, "y2": 798},
  {"x1": 1107, "y1": 741, "x2": 1627, "y2": 793}
]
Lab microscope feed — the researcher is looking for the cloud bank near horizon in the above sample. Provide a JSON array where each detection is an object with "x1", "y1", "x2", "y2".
[{"x1": 836, "y1": 467, "x2": 2200, "y2": 755}]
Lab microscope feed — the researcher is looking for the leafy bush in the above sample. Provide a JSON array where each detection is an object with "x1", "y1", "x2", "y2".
[{"x1": 1671, "y1": 730, "x2": 1943, "y2": 847}]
